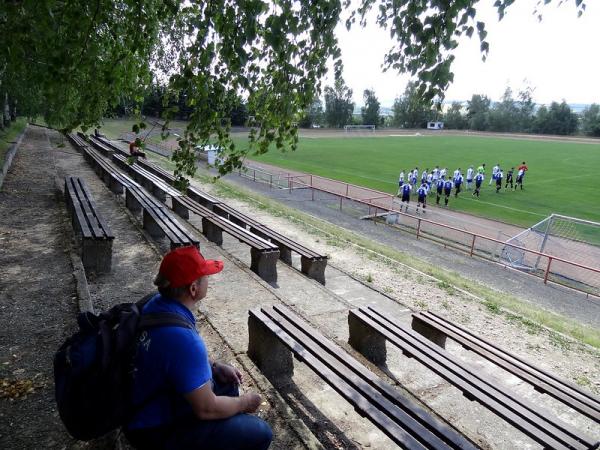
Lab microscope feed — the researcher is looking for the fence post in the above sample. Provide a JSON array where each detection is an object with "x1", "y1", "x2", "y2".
[
  {"x1": 374, "y1": 206, "x2": 378, "y2": 225},
  {"x1": 339, "y1": 196, "x2": 343, "y2": 210},
  {"x1": 289, "y1": 177, "x2": 292, "y2": 194},
  {"x1": 253, "y1": 169, "x2": 256, "y2": 182},
  {"x1": 416, "y1": 218, "x2": 421, "y2": 239},
  {"x1": 270, "y1": 174, "x2": 272, "y2": 189},
  {"x1": 470, "y1": 234, "x2": 476, "y2": 256},
  {"x1": 544, "y1": 257, "x2": 553, "y2": 284},
  {"x1": 346, "y1": 184, "x2": 349, "y2": 197}
]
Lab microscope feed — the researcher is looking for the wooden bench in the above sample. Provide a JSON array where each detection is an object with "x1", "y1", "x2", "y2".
[
  {"x1": 112, "y1": 153, "x2": 182, "y2": 203},
  {"x1": 248, "y1": 305, "x2": 478, "y2": 449},
  {"x1": 348, "y1": 306, "x2": 599, "y2": 450},
  {"x1": 68, "y1": 135, "x2": 137, "y2": 195},
  {"x1": 212, "y1": 203, "x2": 328, "y2": 284},
  {"x1": 68, "y1": 135, "x2": 198, "y2": 250},
  {"x1": 124, "y1": 185, "x2": 199, "y2": 250},
  {"x1": 171, "y1": 195, "x2": 279, "y2": 282},
  {"x1": 86, "y1": 135, "x2": 117, "y2": 157},
  {"x1": 411, "y1": 311, "x2": 600, "y2": 423},
  {"x1": 64, "y1": 176, "x2": 114, "y2": 273},
  {"x1": 133, "y1": 156, "x2": 328, "y2": 283}
]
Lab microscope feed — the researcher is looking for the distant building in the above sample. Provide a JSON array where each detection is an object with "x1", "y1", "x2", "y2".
[{"x1": 427, "y1": 121, "x2": 444, "y2": 130}]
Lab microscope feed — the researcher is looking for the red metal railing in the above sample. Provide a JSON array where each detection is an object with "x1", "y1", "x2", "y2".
[{"x1": 273, "y1": 171, "x2": 600, "y2": 298}]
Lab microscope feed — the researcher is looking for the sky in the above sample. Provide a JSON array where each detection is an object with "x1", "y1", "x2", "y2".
[{"x1": 327, "y1": 0, "x2": 600, "y2": 107}]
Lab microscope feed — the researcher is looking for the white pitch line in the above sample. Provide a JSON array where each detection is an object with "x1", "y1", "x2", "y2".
[{"x1": 459, "y1": 196, "x2": 546, "y2": 216}]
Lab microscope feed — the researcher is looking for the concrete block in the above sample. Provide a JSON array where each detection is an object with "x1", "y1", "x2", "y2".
[
  {"x1": 411, "y1": 315, "x2": 447, "y2": 349},
  {"x1": 125, "y1": 189, "x2": 142, "y2": 214},
  {"x1": 348, "y1": 311, "x2": 387, "y2": 366},
  {"x1": 108, "y1": 176, "x2": 123, "y2": 195},
  {"x1": 172, "y1": 197, "x2": 189, "y2": 220},
  {"x1": 82, "y1": 238, "x2": 113, "y2": 274},
  {"x1": 202, "y1": 218, "x2": 223, "y2": 246},
  {"x1": 250, "y1": 249, "x2": 279, "y2": 283},
  {"x1": 301, "y1": 257, "x2": 327, "y2": 285},
  {"x1": 248, "y1": 312, "x2": 294, "y2": 382},
  {"x1": 143, "y1": 210, "x2": 165, "y2": 239},
  {"x1": 278, "y1": 245, "x2": 293, "y2": 266}
]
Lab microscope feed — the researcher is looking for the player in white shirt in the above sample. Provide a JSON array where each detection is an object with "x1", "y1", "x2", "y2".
[
  {"x1": 432, "y1": 166, "x2": 440, "y2": 184},
  {"x1": 397, "y1": 170, "x2": 405, "y2": 195},
  {"x1": 466, "y1": 166, "x2": 474, "y2": 190},
  {"x1": 453, "y1": 168, "x2": 461, "y2": 179},
  {"x1": 440, "y1": 167, "x2": 447, "y2": 179},
  {"x1": 490, "y1": 164, "x2": 500, "y2": 185}
]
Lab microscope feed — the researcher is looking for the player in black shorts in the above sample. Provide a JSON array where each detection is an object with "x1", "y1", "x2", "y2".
[
  {"x1": 495, "y1": 169, "x2": 503, "y2": 193},
  {"x1": 435, "y1": 178, "x2": 444, "y2": 205},
  {"x1": 443, "y1": 179, "x2": 453, "y2": 206},
  {"x1": 505, "y1": 167, "x2": 514, "y2": 190}
]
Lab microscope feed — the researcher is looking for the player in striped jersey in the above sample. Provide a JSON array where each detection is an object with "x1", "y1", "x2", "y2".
[
  {"x1": 472, "y1": 173, "x2": 484, "y2": 197},
  {"x1": 416, "y1": 183, "x2": 428, "y2": 213},
  {"x1": 454, "y1": 173, "x2": 464, "y2": 197},
  {"x1": 435, "y1": 178, "x2": 445, "y2": 205},
  {"x1": 397, "y1": 170, "x2": 405, "y2": 195},
  {"x1": 400, "y1": 182, "x2": 412, "y2": 211},
  {"x1": 443, "y1": 178, "x2": 453, "y2": 206},
  {"x1": 466, "y1": 166, "x2": 474, "y2": 190}
]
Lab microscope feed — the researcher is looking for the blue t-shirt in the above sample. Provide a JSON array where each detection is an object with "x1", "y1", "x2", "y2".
[{"x1": 128, "y1": 294, "x2": 212, "y2": 430}]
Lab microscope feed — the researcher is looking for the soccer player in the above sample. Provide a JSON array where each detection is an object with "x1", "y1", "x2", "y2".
[
  {"x1": 477, "y1": 163, "x2": 486, "y2": 177},
  {"x1": 400, "y1": 182, "x2": 412, "y2": 211},
  {"x1": 426, "y1": 171, "x2": 433, "y2": 190},
  {"x1": 473, "y1": 172, "x2": 484, "y2": 197},
  {"x1": 421, "y1": 169, "x2": 428, "y2": 186},
  {"x1": 435, "y1": 177, "x2": 444, "y2": 205},
  {"x1": 505, "y1": 167, "x2": 514, "y2": 190},
  {"x1": 440, "y1": 167, "x2": 447, "y2": 180},
  {"x1": 454, "y1": 172, "x2": 464, "y2": 197},
  {"x1": 517, "y1": 161, "x2": 528, "y2": 189},
  {"x1": 411, "y1": 167, "x2": 419, "y2": 188},
  {"x1": 432, "y1": 166, "x2": 440, "y2": 184},
  {"x1": 495, "y1": 169, "x2": 503, "y2": 193},
  {"x1": 453, "y1": 167, "x2": 461, "y2": 179},
  {"x1": 516, "y1": 167, "x2": 525, "y2": 190},
  {"x1": 490, "y1": 163, "x2": 499, "y2": 185},
  {"x1": 443, "y1": 178, "x2": 453, "y2": 206},
  {"x1": 416, "y1": 183, "x2": 428, "y2": 213},
  {"x1": 466, "y1": 166, "x2": 474, "y2": 190},
  {"x1": 397, "y1": 170, "x2": 405, "y2": 195}
]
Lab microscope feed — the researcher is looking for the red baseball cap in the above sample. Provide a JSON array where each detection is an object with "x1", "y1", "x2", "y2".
[{"x1": 159, "y1": 246, "x2": 223, "y2": 288}]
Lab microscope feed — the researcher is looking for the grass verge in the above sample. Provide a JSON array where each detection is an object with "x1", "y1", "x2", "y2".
[
  {"x1": 0, "y1": 118, "x2": 27, "y2": 164},
  {"x1": 147, "y1": 152, "x2": 600, "y2": 350}
]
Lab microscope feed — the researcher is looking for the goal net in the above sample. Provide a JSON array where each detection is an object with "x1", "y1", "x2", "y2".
[
  {"x1": 501, "y1": 214, "x2": 600, "y2": 294},
  {"x1": 344, "y1": 124, "x2": 375, "y2": 133}
]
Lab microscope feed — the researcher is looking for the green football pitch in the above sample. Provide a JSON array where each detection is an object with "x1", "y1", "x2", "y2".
[{"x1": 244, "y1": 134, "x2": 600, "y2": 228}]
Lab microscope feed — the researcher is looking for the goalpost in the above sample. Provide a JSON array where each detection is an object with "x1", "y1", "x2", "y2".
[
  {"x1": 501, "y1": 214, "x2": 600, "y2": 293},
  {"x1": 344, "y1": 124, "x2": 375, "y2": 133}
]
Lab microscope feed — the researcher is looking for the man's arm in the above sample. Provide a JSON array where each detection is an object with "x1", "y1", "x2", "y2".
[{"x1": 184, "y1": 382, "x2": 262, "y2": 420}]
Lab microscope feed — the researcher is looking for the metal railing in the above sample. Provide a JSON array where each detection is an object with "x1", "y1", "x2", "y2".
[{"x1": 239, "y1": 164, "x2": 600, "y2": 298}]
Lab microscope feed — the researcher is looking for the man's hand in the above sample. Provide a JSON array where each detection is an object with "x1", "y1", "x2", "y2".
[
  {"x1": 212, "y1": 361, "x2": 243, "y2": 385},
  {"x1": 240, "y1": 393, "x2": 262, "y2": 413}
]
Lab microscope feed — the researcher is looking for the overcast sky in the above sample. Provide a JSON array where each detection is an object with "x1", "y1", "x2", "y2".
[{"x1": 327, "y1": 0, "x2": 600, "y2": 107}]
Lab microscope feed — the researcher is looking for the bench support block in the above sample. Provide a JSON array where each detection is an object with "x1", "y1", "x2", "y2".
[
  {"x1": 301, "y1": 257, "x2": 327, "y2": 285},
  {"x1": 125, "y1": 190, "x2": 142, "y2": 214},
  {"x1": 278, "y1": 246, "x2": 293, "y2": 265},
  {"x1": 411, "y1": 316, "x2": 447, "y2": 348},
  {"x1": 348, "y1": 312, "x2": 387, "y2": 366},
  {"x1": 250, "y1": 249, "x2": 279, "y2": 283},
  {"x1": 82, "y1": 239, "x2": 113, "y2": 274},
  {"x1": 202, "y1": 218, "x2": 223, "y2": 246},
  {"x1": 172, "y1": 197, "x2": 189, "y2": 220},
  {"x1": 108, "y1": 177, "x2": 123, "y2": 195},
  {"x1": 143, "y1": 211, "x2": 165, "y2": 239},
  {"x1": 248, "y1": 313, "x2": 293, "y2": 381}
]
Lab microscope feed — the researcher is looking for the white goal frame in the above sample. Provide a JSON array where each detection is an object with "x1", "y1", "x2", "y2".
[{"x1": 344, "y1": 124, "x2": 375, "y2": 132}]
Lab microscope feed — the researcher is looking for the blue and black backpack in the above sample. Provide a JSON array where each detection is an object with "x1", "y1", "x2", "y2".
[{"x1": 53, "y1": 294, "x2": 193, "y2": 441}]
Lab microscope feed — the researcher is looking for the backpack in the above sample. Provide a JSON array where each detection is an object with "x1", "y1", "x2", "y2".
[{"x1": 53, "y1": 293, "x2": 193, "y2": 441}]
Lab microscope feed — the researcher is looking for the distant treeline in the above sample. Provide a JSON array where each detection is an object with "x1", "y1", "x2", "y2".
[{"x1": 109, "y1": 82, "x2": 600, "y2": 137}]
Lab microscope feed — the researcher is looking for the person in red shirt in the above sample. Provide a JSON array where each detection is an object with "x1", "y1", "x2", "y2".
[
  {"x1": 516, "y1": 161, "x2": 528, "y2": 190},
  {"x1": 129, "y1": 140, "x2": 147, "y2": 158}
]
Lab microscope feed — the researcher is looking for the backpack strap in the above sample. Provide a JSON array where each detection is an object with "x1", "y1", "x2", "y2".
[{"x1": 138, "y1": 312, "x2": 194, "y2": 330}]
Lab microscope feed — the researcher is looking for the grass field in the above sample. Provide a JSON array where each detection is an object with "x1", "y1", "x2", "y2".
[{"x1": 242, "y1": 134, "x2": 600, "y2": 228}]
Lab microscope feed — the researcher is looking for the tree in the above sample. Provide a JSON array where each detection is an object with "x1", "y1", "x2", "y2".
[
  {"x1": 533, "y1": 101, "x2": 579, "y2": 135},
  {"x1": 515, "y1": 86, "x2": 536, "y2": 133},
  {"x1": 0, "y1": 1, "x2": 587, "y2": 183},
  {"x1": 467, "y1": 94, "x2": 491, "y2": 131},
  {"x1": 361, "y1": 89, "x2": 381, "y2": 127},
  {"x1": 324, "y1": 80, "x2": 354, "y2": 128},
  {"x1": 298, "y1": 99, "x2": 324, "y2": 128},
  {"x1": 443, "y1": 102, "x2": 468, "y2": 130},
  {"x1": 488, "y1": 87, "x2": 519, "y2": 132},
  {"x1": 580, "y1": 104, "x2": 600, "y2": 137},
  {"x1": 392, "y1": 82, "x2": 431, "y2": 128}
]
